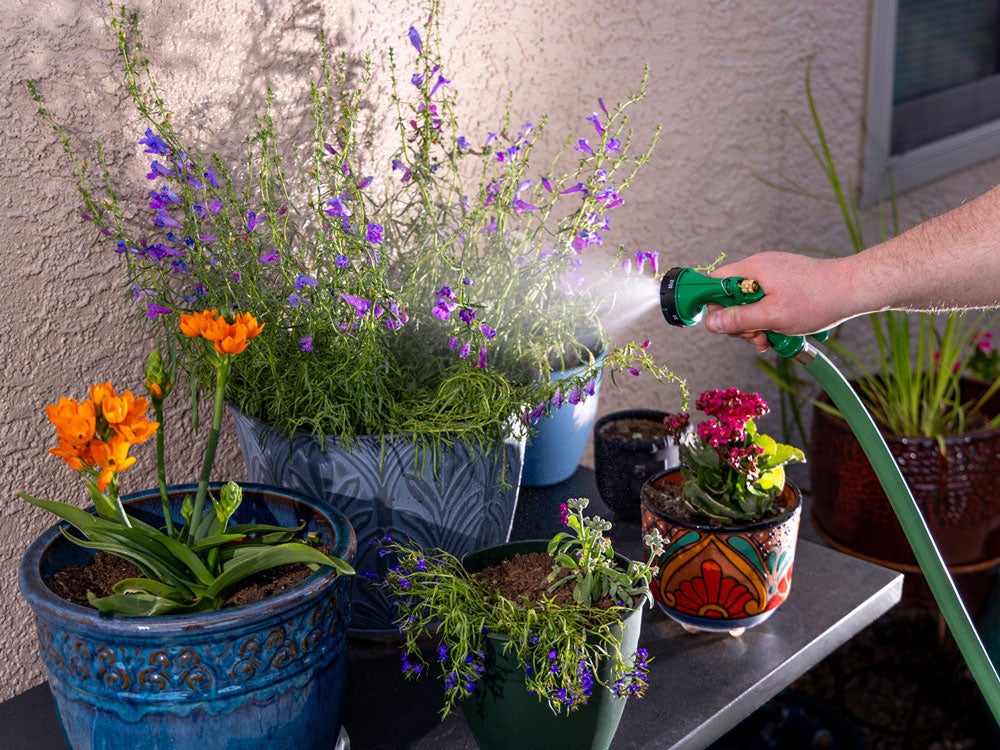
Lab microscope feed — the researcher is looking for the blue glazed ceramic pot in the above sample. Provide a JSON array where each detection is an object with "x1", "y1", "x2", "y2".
[
  {"x1": 231, "y1": 408, "x2": 524, "y2": 635},
  {"x1": 18, "y1": 483, "x2": 356, "y2": 750}
]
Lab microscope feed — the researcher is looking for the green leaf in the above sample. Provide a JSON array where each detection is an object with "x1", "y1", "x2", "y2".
[
  {"x1": 87, "y1": 590, "x2": 205, "y2": 616},
  {"x1": 205, "y1": 543, "x2": 353, "y2": 600}
]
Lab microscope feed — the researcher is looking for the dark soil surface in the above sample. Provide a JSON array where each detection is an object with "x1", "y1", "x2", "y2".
[
  {"x1": 597, "y1": 417, "x2": 674, "y2": 442},
  {"x1": 473, "y1": 551, "x2": 617, "y2": 610},
  {"x1": 46, "y1": 550, "x2": 313, "y2": 609}
]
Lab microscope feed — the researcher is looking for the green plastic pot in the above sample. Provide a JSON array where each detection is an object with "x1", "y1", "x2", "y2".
[{"x1": 460, "y1": 540, "x2": 642, "y2": 750}]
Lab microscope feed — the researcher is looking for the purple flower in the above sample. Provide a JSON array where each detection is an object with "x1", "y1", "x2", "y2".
[
  {"x1": 430, "y1": 73, "x2": 450, "y2": 97},
  {"x1": 357, "y1": 175, "x2": 373, "y2": 189},
  {"x1": 605, "y1": 137, "x2": 622, "y2": 153},
  {"x1": 477, "y1": 344, "x2": 488, "y2": 369},
  {"x1": 146, "y1": 160, "x2": 173, "y2": 180},
  {"x1": 561, "y1": 182, "x2": 587, "y2": 196},
  {"x1": 204, "y1": 168, "x2": 219, "y2": 188},
  {"x1": 586, "y1": 113, "x2": 606, "y2": 136},
  {"x1": 340, "y1": 293, "x2": 372, "y2": 317},
  {"x1": 146, "y1": 302, "x2": 173, "y2": 319},
  {"x1": 433, "y1": 299, "x2": 456, "y2": 321},
  {"x1": 575, "y1": 138, "x2": 594, "y2": 155},
  {"x1": 407, "y1": 25, "x2": 422, "y2": 51},
  {"x1": 459, "y1": 307, "x2": 476, "y2": 324},
  {"x1": 258, "y1": 248, "x2": 280, "y2": 264},
  {"x1": 480, "y1": 324, "x2": 496, "y2": 340},
  {"x1": 512, "y1": 197, "x2": 538, "y2": 214},
  {"x1": 287, "y1": 292, "x2": 309, "y2": 308},
  {"x1": 456, "y1": 135, "x2": 470, "y2": 151},
  {"x1": 153, "y1": 209, "x2": 182, "y2": 229},
  {"x1": 541, "y1": 176, "x2": 553, "y2": 192},
  {"x1": 391, "y1": 159, "x2": 411, "y2": 184},
  {"x1": 325, "y1": 196, "x2": 352, "y2": 217},
  {"x1": 334, "y1": 254, "x2": 349, "y2": 269},
  {"x1": 635, "y1": 250, "x2": 659, "y2": 274},
  {"x1": 551, "y1": 388, "x2": 563, "y2": 409},
  {"x1": 299, "y1": 335, "x2": 313, "y2": 352},
  {"x1": 246, "y1": 211, "x2": 264, "y2": 232},
  {"x1": 209, "y1": 199, "x2": 223, "y2": 214},
  {"x1": 365, "y1": 222, "x2": 384, "y2": 244},
  {"x1": 139, "y1": 128, "x2": 171, "y2": 156},
  {"x1": 294, "y1": 274, "x2": 319, "y2": 291},
  {"x1": 459, "y1": 340, "x2": 471, "y2": 360}
]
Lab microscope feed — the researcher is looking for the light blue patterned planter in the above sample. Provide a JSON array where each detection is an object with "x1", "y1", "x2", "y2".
[
  {"x1": 18, "y1": 483, "x2": 356, "y2": 750},
  {"x1": 231, "y1": 408, "x2": 524, "y2": 634},
  {"x1": 522, "y1": 353, "x2": 604, "y2": 487}
]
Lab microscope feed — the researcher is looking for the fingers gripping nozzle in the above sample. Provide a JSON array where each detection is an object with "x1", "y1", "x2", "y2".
[{"x1": 659, "y1": 266, "x2": 829, "y2": 360}]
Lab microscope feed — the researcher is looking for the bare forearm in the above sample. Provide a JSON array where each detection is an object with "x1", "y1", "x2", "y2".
[{"x1": 705, "y1": 183, "x2": 1000, "y2": 345}]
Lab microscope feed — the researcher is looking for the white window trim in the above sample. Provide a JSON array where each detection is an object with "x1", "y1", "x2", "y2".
[{"x1": 862, "y1": 0, "x2": 1000, "y2": 207}]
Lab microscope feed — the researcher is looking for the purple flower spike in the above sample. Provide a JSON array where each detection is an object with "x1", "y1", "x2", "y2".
[{"x1": 407, "y1": 25, "x2": 422, "y2": 51}]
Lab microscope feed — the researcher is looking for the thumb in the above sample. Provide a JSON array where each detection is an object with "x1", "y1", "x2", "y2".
[{"x1": 704, "y1": 305, "x2": 760, "y2": 335}]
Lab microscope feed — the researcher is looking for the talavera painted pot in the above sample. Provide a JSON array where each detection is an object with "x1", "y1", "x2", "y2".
[
  {"x1": 18, "y1": 483, "x2": 356, "y2": 750},
  {"x1": 640, "y1": 470, "x2": 801, "y2": 637},
  {"x1": 232, "y1": 407, "x2": 524, "y2": 634}
]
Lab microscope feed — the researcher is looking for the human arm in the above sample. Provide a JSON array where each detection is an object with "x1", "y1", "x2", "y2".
[{"x1": 704, "y1": 183, "x2": 1000, "y2": 351}]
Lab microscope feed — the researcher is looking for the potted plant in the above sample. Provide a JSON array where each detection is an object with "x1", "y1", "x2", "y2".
[
  {"x1": 593, "y1": 407, "x2": 684, "y2": 523},
  {"x1": 17, "y1": 312, "x2": 356, "y2": 750},
  {"x1": 28, "y1": 1, "x2": 685, "y2": 631},
  {"x1": 640, "y1": 388, "x2": 805, "y2": 636},
  {"x1": 379, "y1": 497, "x2": 665, "y2": 750},
  {"x1": 766, "y1": 72, "x2": 1000, "y2": 586}
]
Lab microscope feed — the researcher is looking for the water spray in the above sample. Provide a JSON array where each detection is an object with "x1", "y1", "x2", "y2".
[{"x1": 660, "y1": 266, "x2": 1000, "y2": 720}]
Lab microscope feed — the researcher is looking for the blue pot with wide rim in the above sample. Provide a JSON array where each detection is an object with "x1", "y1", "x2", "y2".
[
  {"x1": 231, "y1": 407, "x2": 524, "y2": 635},
  {"x1": 18, "y1": 482, "x2": 356, "y2": 750}
]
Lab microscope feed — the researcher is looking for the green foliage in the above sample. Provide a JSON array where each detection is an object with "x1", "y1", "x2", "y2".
[{"x1": 381, "y1": 498, "x2": 663, "y2": 716}]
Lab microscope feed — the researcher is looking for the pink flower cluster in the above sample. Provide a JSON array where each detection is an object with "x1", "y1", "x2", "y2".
[{"x1": 694, "y1": 388, "x2": 769, "y2": 473}]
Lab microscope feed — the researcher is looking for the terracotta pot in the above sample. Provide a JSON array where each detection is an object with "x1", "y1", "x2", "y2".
[
  {"x1": 810, "y1": 383, "x2": 1000, "y2": 572},
  {"x1": 640, "y1": 470, "x2": 802, "y2": 636}
]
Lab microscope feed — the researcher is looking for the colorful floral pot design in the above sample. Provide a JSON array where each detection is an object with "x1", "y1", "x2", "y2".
[{"x1": 640, "y1": 470, "x2": 802, "y2": 636}]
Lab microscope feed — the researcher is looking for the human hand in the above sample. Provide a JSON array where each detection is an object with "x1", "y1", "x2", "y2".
[{"x1": 703, "y1": 252, "x2": 847, "y2": 352}]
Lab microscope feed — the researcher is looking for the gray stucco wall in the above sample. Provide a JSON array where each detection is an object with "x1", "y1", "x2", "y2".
[{"x1": 2, "y1": 0, "x2": 997, "y2": 700}]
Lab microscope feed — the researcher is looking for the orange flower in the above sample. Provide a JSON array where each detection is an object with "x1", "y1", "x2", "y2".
[
  {"x1": 179, "y1": 309, "x2": 220, "y2": 339},
  {"x1": 46, "y1": 396, "x2": 96, "y2": 447},
  {"x1": 90, "y1": 436, "x2": 137, "y2": 492},
  {"x1": 48, "y1": 438, "x2": 88, "y2": 472},
  {"x1": 180, "y1": 309, "x2": 263, "y2": 356}
]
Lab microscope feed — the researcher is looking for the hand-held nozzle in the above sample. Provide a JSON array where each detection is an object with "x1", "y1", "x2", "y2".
[{"x1": 659, "y1": 266, "x2": 829, "y2": 359}]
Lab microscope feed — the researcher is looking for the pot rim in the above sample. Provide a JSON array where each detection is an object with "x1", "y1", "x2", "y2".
[
  {"x1": 594, "y1": 409, "x2": 677, "y2": 446},
  {"x1": 18, "y1": 481, "x2": 356, "y2": 635},
  {"x1": 640, "y1": 469, "x2": 802, "y2": 532}
]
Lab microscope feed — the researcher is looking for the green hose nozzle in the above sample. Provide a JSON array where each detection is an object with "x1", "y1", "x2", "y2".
[{"x1": 660, "y1": 265, "x2": 1000, "y2": 721}]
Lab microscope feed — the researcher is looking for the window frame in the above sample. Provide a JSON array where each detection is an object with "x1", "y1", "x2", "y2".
[{"x1": 861, "y1": 0, "x2": 1000, "y2": 206}]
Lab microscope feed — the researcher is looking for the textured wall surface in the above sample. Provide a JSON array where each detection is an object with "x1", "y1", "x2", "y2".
[{"x1": 2, "y1": 0, "x2": 998, "y2": 700}]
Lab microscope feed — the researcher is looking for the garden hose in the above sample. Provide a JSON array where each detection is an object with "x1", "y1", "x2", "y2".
[{"x1": 660, "y1": 267, "x2": 1000, "y2": 723}]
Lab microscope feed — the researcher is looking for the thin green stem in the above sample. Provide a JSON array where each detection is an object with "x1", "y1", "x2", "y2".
[
  {"x1": 153, "y1": 399, "x2": 173, "y2": 536},
  {"x1": 188, "y1": 355, "x2": 230, "y2": 542}
]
